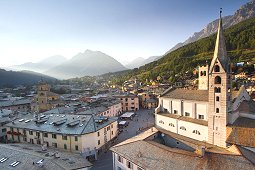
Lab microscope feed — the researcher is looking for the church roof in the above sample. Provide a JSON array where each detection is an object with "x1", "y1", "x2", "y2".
[
  {"x1": 209, "y1": 11, "x2": 230, "y2": 73},
  {"x1": 161, "y1": 88, "x2": 208, "y2": 101}
]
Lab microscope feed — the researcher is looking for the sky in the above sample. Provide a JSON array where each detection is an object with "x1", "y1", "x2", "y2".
[{"x1": 0, "y1": 0, "x2": 251, "y2": 67}]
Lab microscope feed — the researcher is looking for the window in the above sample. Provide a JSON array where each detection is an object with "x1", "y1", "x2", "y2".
[
  {"x1": 215, "y1": 76, "x2": 221, "y2": 84},
  {"x1": 173, "y1": 110, "x2": 178, "y2": 114},
  {"x1": 180, "y1": 126, "x2": 186, "y2": 131},
  {"x1": 216, "y1": 96, "x2": 219, "y2": 101},
  {"x1": 98, "y1": 140, "x2": 100, "y2": 145},
  {"x1": 52, "y1": 134, "x2": 57, "y2": 139},
  {"x1": 185, "y1": 112, "x2": 190, "y2": 116},
  {"x1": 107, "y1": 126, "x2": 110, "y2": 131},
  {"x1": 75, "y1": 145, "x2": 78, "y2": 150},
  {"x1": 23, "y1": 130, "x2": 26, "y2": 135},
  {"x1": 30, "y1": 139, "x2": 34, "y2": 144},
  {"x1": 203, "y1": 71, "x2": 206, "y2": 76},
  {"x1": 112, "y1": 131, "x2": 114, "y2": 135},
  {"x1": 62, "y1": 135, "x2": 67, "y2": 140},
  {"x1": 111, "y1": 124, "x2": 113, "y2": 128},
  {"x1": 37, "y1": 140, "x2": 41, "y2": 145},
  {"x1": 36, "y1": 132, "x2": 40, "y2": 137},
  {"x1": 214, "y1": 65, "x2": 220, "y2": 72},
  {"x1": 75, "y1": 136, "x2": 78, "y2": 141},
  {"x1": 126, "y1": 161, "x2": 133, "y2": 169},
  {"x1": 169, "y1": 123, "x2": 175, "y2": 127},
  {"x1": 198, "y1": 115, "x2": 204, "y2": 119},
  {"x1": 97, "y1": 132, "x2": 100, "y2": 137},
  {"x1": 216, "y1": 108, "x2": 219, "y2": 113},
  {"x1": 215, "y1": 87, "x2": 221, "y2": 93},
  {"x1": 192, "y1": 130, "x2": 201, "y2": 135},
  {"x1": 23, "y1": 137, "x2": 27, "y2": 142},
  {"x1": 159, "y1": 120, "x2": 164, "y2": 124},
  {"x1": 52, "y1": 142, "x2": 57, "y2": 148},
  {"x1": 29, "y1": 131, "x2": 33, "y2": 135},
  {"x1": 2, "y1": 128, "x2": 6, "y2": 133},
  {"x1": 43, "y1": 133, "x2": 48, "y2": 137},
  {"x1": 64, "y1": 144, "x2": 67, "y2": 149},
  {"x1": 200, "y1": 71, "x2": 203, "y2": 76},
  {"x1": 10, "y1": 127, "x2": 13, "y2": 132},
  {"x1": 118, "y1": 155, "x2": 123, "y2": 163}
]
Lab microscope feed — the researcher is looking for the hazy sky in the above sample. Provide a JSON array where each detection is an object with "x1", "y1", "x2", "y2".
[{"x1": 0, "y1": 0, "x2": 250, "y2": 67}]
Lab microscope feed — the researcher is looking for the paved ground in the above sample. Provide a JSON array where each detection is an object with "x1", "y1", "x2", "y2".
[{"x1": 91, "y1": 108, "x2": 155, "y2": 170}]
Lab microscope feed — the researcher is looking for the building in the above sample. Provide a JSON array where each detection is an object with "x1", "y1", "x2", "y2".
[
  {"x1": 5, "y1": 113, "x2": 118, "y2": 160},
  {"x1": 0, "y1": 109, "x2": 11, "y2": 141},
  {"x1": 154, "y1": 12, "x2": 255, "y2": 148},
  {"x1": 111, "y1": 128, "x2": 255, "y2": 170},
  {"x1": 110, "y1": 11, "x2": 255, "y2": 170},
  {"x1": 0, "y1": 143, "x2": 92, "y2": 169},
  {"x1": 31, "y1": 82, "x2": 64, "y2": 112},
  {"x1": 138, "y1": 92, "x2": 158, "y2": 109},
  {"x1": 0, "y1": 99, "x2": 32, "y2": 112},
  {"x1": 115, "y1": 95, "x2": 139, "y2": 112}
]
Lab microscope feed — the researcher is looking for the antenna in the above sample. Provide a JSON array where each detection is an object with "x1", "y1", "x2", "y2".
[{"x1": 220, "y1": 8, "x2": 222, "y2": 18}]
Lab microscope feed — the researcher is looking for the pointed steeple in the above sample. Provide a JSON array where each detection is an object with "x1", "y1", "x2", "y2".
[{"x1": 209, "y1": 9, "x2": 230, "y2": 73}]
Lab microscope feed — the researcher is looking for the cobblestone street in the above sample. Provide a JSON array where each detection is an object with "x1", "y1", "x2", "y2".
[{"x1": 91, "y1": 109, "x2": 155, "y2": 170}]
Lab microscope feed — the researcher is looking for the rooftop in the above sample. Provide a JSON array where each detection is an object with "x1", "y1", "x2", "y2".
[
  {"x1": 111, "y1": 128, "x2": 255, "y2": 170},
  {"x1": 0, "y1": 99, "x2": 32, "y2": 107},
  {"x1": 4, "y1": 113, "x2": 117, "y2": 135},
  {"x1": 0, "y1": 143, "x2": 92, "y2": 170}
]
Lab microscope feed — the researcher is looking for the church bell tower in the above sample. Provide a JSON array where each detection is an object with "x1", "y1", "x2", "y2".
[{"x1": 208, "y1": 9, "x2": 232, "y2": 148}]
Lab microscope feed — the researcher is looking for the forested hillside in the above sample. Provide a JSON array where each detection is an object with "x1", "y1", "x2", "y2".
[{"x1": 110, "y1": 16, "x2": 255, "y2": 85}]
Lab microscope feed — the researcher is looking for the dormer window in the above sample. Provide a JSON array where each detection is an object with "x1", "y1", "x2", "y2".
[
  {"x1": 215, "y1": 76, "x2": 221, "y2": 84},
  {"x1": 214, "y1": 65, "x2": 220, "y2": 72}
]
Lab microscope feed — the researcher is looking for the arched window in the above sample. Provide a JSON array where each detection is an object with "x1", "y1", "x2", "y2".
[
  {"x1": 200, "y1": 71, "x2": 203, "y2": 76},
  {"x1": 215, "y1": 76, "x2": 221, "y2": 84},
  {"x1": 169, "y1": 123, "x2": 175, "y2": 127},
  {"x1": 214, "y1": 65, "x2": 220, "y2": 72},
  {"x1": 216, "y1": 108, "x2": 219, "y2": 113},
  {"x1": 203, "y1": 71, "x2": 206, "y2": 76},
  {"x1": 180, "y1": 126, "x2": 186, "y2": 131},
  {"x1": 214, "y1": 87, "x2": 221, "y2": 93},
  {"x1": 216, "y1": 96, "x2": 219, "y2": 101},
  {"x1": 192, "y1": 130, "x2": 201, "y2": 135}
]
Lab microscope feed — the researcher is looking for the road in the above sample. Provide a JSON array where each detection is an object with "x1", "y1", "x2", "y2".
[{"x1": 91, "y1": 108, "x2": 155, "y2": 170}]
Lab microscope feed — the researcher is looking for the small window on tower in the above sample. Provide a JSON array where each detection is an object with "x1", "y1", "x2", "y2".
[
  {"x1": 216, "y1": 108, "x2": 219, "y2": 113},
  {"x1": 203, "y1": 71, "x2": 206, "y2": 76},
  {"x1": 215, "y1": 76, "x2": 221, "y2": 84},
  {"x1": 215, "y1": 87, "x2": 221, "y2": 93},
  {"x1": 214, "y1": 65, "x2": 220, "y2": 72},
  {"x1": 200, "y1": 71, "x2": 203, "y2": 76},
  {"x1": 216, "y1": 96, "x2": 219, "y2": 101}
]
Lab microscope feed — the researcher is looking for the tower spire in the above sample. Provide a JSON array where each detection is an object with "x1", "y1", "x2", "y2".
[{"x1": 209, "y1": 8, "x2": 230, "y2": 73}]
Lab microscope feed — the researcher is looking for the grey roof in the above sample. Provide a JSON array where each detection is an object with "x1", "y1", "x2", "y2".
[
  {"x1": 229, "y1": 117, "x2": 255, "y2": 128},
  {"x1": 0, "y1": 143, "x2": 92, "y2": 170},
  {"x1": 161, "y1": 88, "x2": 209, "y2": 102},
  {"x1": 0, "y1": 99, "x2": 32, "y2": 107},
  {"x1": 111, "y1": 128, "x2": 255, "y2": 170},
  {"x1": 4, "y1": 113, "x2": 117, "y2": 135},
  {"x1": 78, "y1": 106, "x2": 108, "y2": 115}
]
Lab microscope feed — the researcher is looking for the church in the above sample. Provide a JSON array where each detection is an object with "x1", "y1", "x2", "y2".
[
  {"x1": 155, "y1": 11, "x2": 255, "y2": 148},
  {"x1": 110, "y1": 11, "x2": 255, "y2": 170}
]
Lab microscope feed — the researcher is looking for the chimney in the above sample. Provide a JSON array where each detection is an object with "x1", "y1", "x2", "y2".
[{"x1": 196, "y1": 146, "x2": 206, "y2": 157}]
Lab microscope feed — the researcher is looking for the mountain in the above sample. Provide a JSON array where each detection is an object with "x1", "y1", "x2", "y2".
[
  {"x1": 111, "y1": 16, "x2": 255, "y2": 84},
  {"x1": 0, "y1": 69, "x2": 56, "y2": 87},
  {"x1": 45, "y1": 50, "x2": 127, "y2": 79},
  {"x1": 125, "y1": 56, "x2": 161, "y2": 69},
  {"x1": 9, "y1": 55, "x2": 67, "y2": 73},
  {"x1": 166, "y1": 0, "x2": 255, "y2": 54}
]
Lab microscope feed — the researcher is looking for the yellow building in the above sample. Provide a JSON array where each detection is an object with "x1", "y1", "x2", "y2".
[{"x1": 5, "y1": 113, "x2": 118, "y2": 160}]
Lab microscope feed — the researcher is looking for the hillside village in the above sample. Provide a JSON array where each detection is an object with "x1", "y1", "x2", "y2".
[{"x1": 1, "y1": 2, "x2": 255, "y2": 170}]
